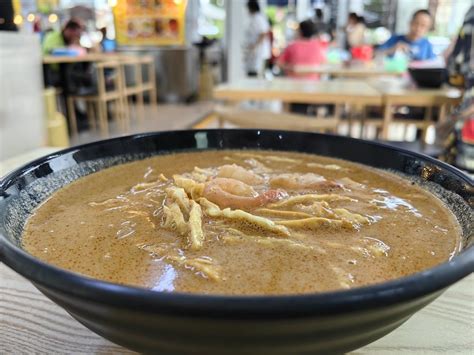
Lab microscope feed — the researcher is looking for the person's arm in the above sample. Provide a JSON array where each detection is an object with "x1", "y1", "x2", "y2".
[
  {"x1": 376, "y1": 35, "x2": 409, "y2": 56},
  {"x1": 277, "y1": 44, "x2": 293, "y2": 73}
]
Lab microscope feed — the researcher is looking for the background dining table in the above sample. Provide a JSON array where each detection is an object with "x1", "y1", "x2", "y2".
[
  {"x1": 1, "y1": 148, "x2": 473, "y2": 354},
  {"x1": 213, "y1": 78, "x2": 383, "y2": 106},
  {"x1": 42, "y1": 53, "x2": 121, "y2": 65},
  {"x1": 213, "y1": 77, "x2": 463, "y2": 141},
  {"x1": 292, "y1": 63, "x2": 405, "y2": 78}
]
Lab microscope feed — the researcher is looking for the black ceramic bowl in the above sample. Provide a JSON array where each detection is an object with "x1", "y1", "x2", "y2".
[
  {"x1": 408, "y1": 67, "x2": 447, "y2": 88},
  {"x1": 1, "y1": 130, "x2": 473, "y2": 354}
]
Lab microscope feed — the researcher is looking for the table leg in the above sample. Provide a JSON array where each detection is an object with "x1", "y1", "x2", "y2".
[
  {"x1": 98, "y1": 100, "x2": 109, "y2": 137},
  {"x1": 439, "y1": 104, "x2": 447, "y2": 124},
  {"x1": 334, "y1": 104, "x2": 342, "y2": 120},
  {"x1": 421, "y1": 106, "x2": 433, "y2": 144},
  {"x1": 381, "y1": 100, "x2": 393, "y2": 140},
  {"x1": 333, "y1": 104, "x2": 342, "y2": 134},
  {"x1": 359, "y1": 105, "x2": 367, "y2": 139},
  {"x1": 137, "y1": 92, "x2": 145, "y2": 122},
  {"x1": 86, "y1": 103, "x2": 96, "y2": 131},
  {"x1": 66, "y1": 97, "x2": 78, "y2": 136},
  {"x1": 59, "y1": 63, "x2": 73, "y2": 119}
]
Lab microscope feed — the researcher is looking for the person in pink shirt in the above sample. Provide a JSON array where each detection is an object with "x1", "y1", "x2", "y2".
[{"x1": 278, "y1": 20, "x2": 327, "y2": 79}]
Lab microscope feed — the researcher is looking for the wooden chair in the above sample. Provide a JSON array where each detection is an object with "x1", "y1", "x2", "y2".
[
  {"x1": 120, "y1": 55, "x2": 157, "y2": 122},
  {"x1": 140, "y1": 55, "x2": 157, "y2": 106},
  {"x1": 66, "y1": 60, "x2": 127, "y2": 137},
  {"x1": 214, "y1": 106, "x2": 340, "y2": 133}
]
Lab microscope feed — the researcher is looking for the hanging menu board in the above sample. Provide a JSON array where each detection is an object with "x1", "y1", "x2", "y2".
[{"x1": 114, "y1": 0, "x2": 186, "y2": 46}]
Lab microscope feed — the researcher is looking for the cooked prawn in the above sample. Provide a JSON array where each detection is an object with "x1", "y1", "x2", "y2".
[
  {"x1": 217, "y1": 164, "x2": 264, "y2": 185},
  {"x1": 269, "y1": 173, "x2": 342, "y2": 191},
  {"x1": 203, "y1": 177, "x2": 286, "y2": 210}
]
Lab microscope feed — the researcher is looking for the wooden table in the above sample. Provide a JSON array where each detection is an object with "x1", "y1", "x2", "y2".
[
  {"x1": 293, "y1": 64, "x2": 405, "y2": 78},
  {"x1": 214, "y1": 78, "x2": 383, "y2": 105},
  {"x1": 214, "y1": 78, "x2": 382, "y2": 132},
  {"x1": 1, "y1": 148, "x2": 473, "y2": 353},
  {"x1": 43, "y1": 53, "x2": 121, "y2": 64},
  {"x1": 367, "y1": 79, "x2": 463, "y2": 139}
]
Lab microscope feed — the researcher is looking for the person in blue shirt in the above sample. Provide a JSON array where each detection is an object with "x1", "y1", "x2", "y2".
[{"x1": 378, "y1": 9, "x2": 436, "y2": 61}]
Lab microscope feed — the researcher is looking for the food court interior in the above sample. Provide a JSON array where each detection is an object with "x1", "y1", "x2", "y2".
[{"x1": 1, "y1": 0, "x2": 473, "y2": 172}]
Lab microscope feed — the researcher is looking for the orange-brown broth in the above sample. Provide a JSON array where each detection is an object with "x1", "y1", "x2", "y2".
[{"x1": 22, "y1": 150, "x2": 462, "y2": 295}]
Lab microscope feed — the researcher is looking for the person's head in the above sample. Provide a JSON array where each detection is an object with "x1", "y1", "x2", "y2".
[
  {"x1": 315, "y1": 8, "x2": 323, "y2": 21},
  {"x1": 62, "y1": 18, "x2": 83, "y2": 45},
  {"x1": 408, "y1": 9, "x2": 432, "y2": 41},
  {"x1": 99, "y1": 27, "x2": 107, "y2": 39},
  {"x1": 247, "y1": 0, "x2": 260, "y2": 14},
  {"x1": 348, "y1": 12, "x2": 359, "y2": 25},
  {"x1": 299, "y1": 20, "x2": 314, "y2": 39}
]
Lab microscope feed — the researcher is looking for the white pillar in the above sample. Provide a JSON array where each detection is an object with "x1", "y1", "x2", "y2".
[
  {"x1": 337, "y1": 0, "x2": 348, "y2": 27},
  {"x1": 348, "y1": 0, "x2": 364, "y2": 15},
  {"x1": 225, "y1": 0, "x2": 247, "y2": 83},
  {"x1": 296, "y1": 0, "x2": 311, "y2": 21},
  {"x1": 395, "y1": 0, "x2": 429, "y2": 33}
]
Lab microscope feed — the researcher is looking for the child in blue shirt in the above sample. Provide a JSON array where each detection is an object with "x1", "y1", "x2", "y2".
[{"x1": 378, "y1": 9, "x2": 436, "y2": 61}]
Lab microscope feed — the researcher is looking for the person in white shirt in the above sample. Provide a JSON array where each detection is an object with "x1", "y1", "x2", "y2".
[{"x1": 244, "y1": 0, "x2": 271, "y2": 77}]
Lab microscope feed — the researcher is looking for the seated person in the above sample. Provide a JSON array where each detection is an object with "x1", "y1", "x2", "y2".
[
  {"x1": 42, "y1": 18, "x2": 94, "y2": 94},
  {"x1": 345, "y1": 12, "x2": 366, "y2": 50},
  {"x1": 42, "y1": 18, "x2": 85, "y2": 55},
  {"x1": 377, "y1": 9, "x2": 435, "y2": 61},
  {"x1": 278, "y1": 20, "x2": 327, "y2": 79}
]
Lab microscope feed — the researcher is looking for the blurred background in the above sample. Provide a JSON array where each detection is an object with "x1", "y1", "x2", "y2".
[{"x1": 0, "y1": 0, "x2": 473, "y2": 172}]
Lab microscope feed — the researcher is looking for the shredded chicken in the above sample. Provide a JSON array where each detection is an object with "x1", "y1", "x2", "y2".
[
  {"x1": 276, "y1": 217, "x2": 353, "y2": 230},
  {"x1": 254, "y1": 208, "x2": 312, "y2": 219},
  {"x1": 333, "y1": 208, "x2": 370, "y2": 225},
  {"x1": 162, "y1": 203, "x2": 188, "y2": 235},
  {"x1": 167, "y1": 255, "x2": 221, "y2": 281},
  {"x1": 268, "y1": 194, "x2": 354, "y2": 208},
  {"x1": 165, "y1": 186, "x2": 191, "y2": 215},
  {"x1": 173, "y1": 175, "x2": 205, "y2": 200},
  {"x1": 188, "y1": 201, "x2": 204, "y2": 250},
  {"x1": 222, "y1": 235, "x2": 327, "y2": 253},
  {"x1": 199, "y1": 198, "x2": 291, "y2": 237}
]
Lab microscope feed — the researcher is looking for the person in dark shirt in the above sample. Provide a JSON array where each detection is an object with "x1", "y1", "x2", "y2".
[
  {"x1": 378, "y1": 9, "x2": 435, "y2": 61},
  {"x1": 313, "y1": 8, "x2": 330, "y2": 39},
  {"x1": 437, "y1": 6, "x2": 474, "y2": 172},
  {"x1": 0, "y1": 0, "x2": 17, "y2": 31}
]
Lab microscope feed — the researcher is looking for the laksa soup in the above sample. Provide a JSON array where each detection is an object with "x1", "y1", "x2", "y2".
[{"x1": 22, "y1": 150, "x2": 462, "y2": 295}]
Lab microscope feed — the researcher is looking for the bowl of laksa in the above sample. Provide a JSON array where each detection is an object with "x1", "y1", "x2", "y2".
[{"x1": 0, "y1": 130, "x2": 472, "y2": 354}]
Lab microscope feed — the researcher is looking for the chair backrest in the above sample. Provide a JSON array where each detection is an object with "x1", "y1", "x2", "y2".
[
  {"x1": 95, "y1": 60, "x2": 122, "y2": 96},
  {"x1": 119, "y1": 56, "x2": 143, "y2": 90},
  {"x1": 139, "y1": 55, "x2": 155, "y2": 85}
]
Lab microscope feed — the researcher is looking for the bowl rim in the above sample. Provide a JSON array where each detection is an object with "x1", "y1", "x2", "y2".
[{"x1": 1, "y1": 129, "x2": 473, "y2": 319}]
